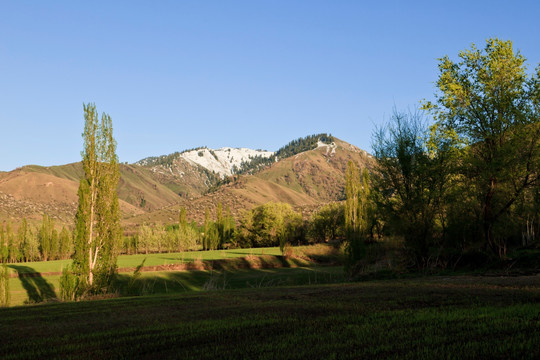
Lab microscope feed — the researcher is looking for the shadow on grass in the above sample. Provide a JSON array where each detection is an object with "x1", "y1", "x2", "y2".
[
  {"x1": 9, "y1": 265, "x2": 57, "y2": 303},
  {"x1": 114, "y1": 266, "x2": 347, "y2": 297}
]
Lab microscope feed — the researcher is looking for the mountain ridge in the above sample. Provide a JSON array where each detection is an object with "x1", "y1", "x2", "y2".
[{"x1": 0, "y1": 135, "x2": 373, "y2": 229}]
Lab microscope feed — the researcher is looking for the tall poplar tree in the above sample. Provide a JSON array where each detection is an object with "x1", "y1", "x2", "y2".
[{"x1": 72, "y1": 103, "x2": 121, "y2": 294}]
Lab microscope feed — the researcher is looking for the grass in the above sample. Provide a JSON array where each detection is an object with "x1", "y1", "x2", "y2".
[
  {"x1": 5, "y1": 244, "x2": 344, "y2": 306},
  {"x1": 7, "y1": 247, "x2": 284, "y2": 274},
  {"x1": 0, "y1": 275, "x2": 539, "y2": 359},
  {"x1": 7, "y1": 266, "x2": 345, "y2": 306}
]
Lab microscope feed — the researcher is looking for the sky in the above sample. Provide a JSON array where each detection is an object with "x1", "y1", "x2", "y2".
[{"x1": 1, "y1": 0, "x2": 539, "y2": 171}]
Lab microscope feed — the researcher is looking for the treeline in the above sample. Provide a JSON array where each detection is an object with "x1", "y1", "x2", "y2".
[
  {"x1": 0, "y1": 215, "x2": 73, "y2": 263},
  {"x1": 1, "y1": 202, "x2": 343, "y2": 262},
  {"x1": 138, "y1": 146, "x2": 218, "y2": 168},
  {"x1": 127, "y1": 202, "x2": 345, "y2": 255},
  {"x1": 342, "y1": 39, "x2": 540, "y2": 271},
  {"x1": 235, "y1": 133, "x2": 334, "y2": 174}
]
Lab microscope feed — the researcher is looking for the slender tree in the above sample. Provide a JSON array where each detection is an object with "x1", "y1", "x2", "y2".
[
  {"x1": 344, "y1": 161, "x2": 370, "y2": 273},
  {"x1": 72, "y1": 103, "x2": 121, "y2": 294}
]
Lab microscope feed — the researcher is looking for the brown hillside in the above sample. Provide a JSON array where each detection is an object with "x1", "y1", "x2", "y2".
[
  {"x1": 140, "y1": 157, "x2": 220, "y2": 199},
  {"x1": 0, "y1": 169, "x2": 143, "y2": 227},
  {"x1": 21, "y1": 163, "x2": 182, "y2": 211},
  {"x1": 125, "y1": 138, "x2": 374, "y2": 228}
]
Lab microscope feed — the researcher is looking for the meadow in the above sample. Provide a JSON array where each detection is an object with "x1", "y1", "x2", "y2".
[
  {"x1": 0, "y1": 275, "x2": 539, "y2": 359},
  {"x1": 6, "y1": 245, "x2": 343, "y2": 306}
]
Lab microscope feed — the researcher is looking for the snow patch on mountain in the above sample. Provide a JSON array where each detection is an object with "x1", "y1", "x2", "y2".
[
  {"x1": 180, "y1": 147, "x2": 274, "y2": 177},
  {"x1": 317, "y1": 140, "x2": 337, "y2": 157}
]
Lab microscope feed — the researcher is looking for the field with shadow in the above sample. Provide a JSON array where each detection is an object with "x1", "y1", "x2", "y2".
[{"x1": 0, "y1": 275, "x2": 539, "y2": 359}]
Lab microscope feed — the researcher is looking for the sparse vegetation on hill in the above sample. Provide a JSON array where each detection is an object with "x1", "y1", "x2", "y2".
[{"x1": 236, "y1": 133, "x2": 335, "y2": 174}]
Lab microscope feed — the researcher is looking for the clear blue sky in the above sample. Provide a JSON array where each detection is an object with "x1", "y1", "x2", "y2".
[{"x1": 1, "y1": 1, "x2": 539, "y2": 171}]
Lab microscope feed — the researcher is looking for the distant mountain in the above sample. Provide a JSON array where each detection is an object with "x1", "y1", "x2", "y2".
[
  {"x1": 0, "y1": 135, "x2": 373, "y2": 229},
  {"x1": 125, "y1": 137, "x2": 374, "y2": 227},
  {"x1": 137, "y1": 147, "x2": 274, "y2": 178}
]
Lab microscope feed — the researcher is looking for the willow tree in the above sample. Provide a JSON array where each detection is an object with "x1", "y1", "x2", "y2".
[
  {"x1": 72, "y1": 103, "x2": 121, "y2": 294},
  {"x1": 344, "y1": 161, "x2": 370, "y2": 273}
]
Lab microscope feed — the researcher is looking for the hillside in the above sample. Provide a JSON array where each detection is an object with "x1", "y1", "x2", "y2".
[
  {"x1": 0, "y1": 168, "x2": 144, "y2": 226},
  {"x1": 125, "y1": 137, "x2": 374, "y2": 226},
  {"x1": 0, "y1": 135, "x2": 373, "y2": 229}
]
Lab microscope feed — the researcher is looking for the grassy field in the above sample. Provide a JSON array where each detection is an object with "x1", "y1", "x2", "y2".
[
  {"x1": 7, "y1": 266, "x2": 346, "y2": 306},
  {"x1": 1, "y1": 275, "x2": 539, "y2": 359},
  {"x1": 7, "y1": 247, "x2": 284, "y2": 274},
  {"x1": 5, "y1": 245, "x2": 343, "y2": 306}
]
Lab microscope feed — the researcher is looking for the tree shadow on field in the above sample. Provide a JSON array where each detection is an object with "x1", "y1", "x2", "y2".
[{"x1": 9, "y1": 265, "x2": 57, "y2": 303}]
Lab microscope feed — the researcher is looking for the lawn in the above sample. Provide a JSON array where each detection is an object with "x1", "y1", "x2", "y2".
[{"x1": 1, "y1": 275, "x2": 539, "y2": 359}]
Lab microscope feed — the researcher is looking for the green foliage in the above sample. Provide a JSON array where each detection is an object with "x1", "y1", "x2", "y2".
[
  {"x1": 58, "y1": 227, "x2": 73, "y2": 260},
  {"x1": 238, "y1": 202, "x2": 305, "y2": 249},
  {"x1": 236, "y1": 133, "x2": 334, "y2": 174},
  {"x1": 423, "y1": 38, "x2": 540, "y2": 256},
  {"x1": 308, "y1": 203, "x2": 345, "y2": 242},
  {"x1": 202, "y1": 208, "x2": 220, "y2": 250},
  {"x1": 0, "y1": 263, "x2": 9, "y2": 307},
  {"x1": 344, "y1": 161, "x2": 371, "y2": 273},
  {"x1": 38, "y1": 214, "x2": 54, "y2": 261},
  {"x1": 372, "y1": 109, "x2": 450, "y2": 268},
  {"x1": 59, "y1": 267, "x2": 78, "y2": 302},
  {"x1": 72, "y1": 103, "x2": 121, "y2": 297},
  {"x1": 137, "y1": 221, "x2": 200, "y2": 254}
]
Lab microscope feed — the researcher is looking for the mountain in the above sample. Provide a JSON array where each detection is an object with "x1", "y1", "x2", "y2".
[
  {"x1": 124, "y1": 137, "x2": 374, "y2": 227},
  {"x1": 0, "y1": 135, "x2": 374, "y2": 229},
  {"x1": 135, "y1": 147, "x2": 274, "y2": 198}
]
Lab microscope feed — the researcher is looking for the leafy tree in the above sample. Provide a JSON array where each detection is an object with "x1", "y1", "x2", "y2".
[
  {"x1": 0, "y1": 263, "x2": 9, "y2": 307},
  {"x1": 238, "y1": 202, "x2": 304, "y2": 248},
  {"x1": 372, "y1": 110, "x2": 450, "y2": 267},
  {"x1": 308, "y1": 202, "x2": 345, "y2": 242},
  {"x1": 344, "y1": 161, "x2": 371, "y2": 273},
  {"x1": 58, "y1": 227, "x2": 73, "y2": 259},
  {"x1": 38, "y1": 214, "x2": 54, "y2": 261},
  {"x1": 0, "y1": 226, "x2": 6, "y2": 262},
  {"x1": 71, "y1": 103, "x2": 121, "y2": 295},
  {"x1": 18, "y1": 218, "x2": 29, "y2": 262},
  {"x1": 203, "y1": 208, "x2": 220, "y2": 250},
  {"x1": 424, "y1": 38, "x2": 540, "y2": 256},
  {"x1": 6, "y1": 223, "x2": 18, "y2": 263}
]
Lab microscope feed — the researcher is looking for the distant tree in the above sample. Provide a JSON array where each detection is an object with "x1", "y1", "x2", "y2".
[
  {"x1": 0, "y1": 225, "x2": 6, "y2": 262},
  {"x1": 423, "y1": 38, "x2": 540, "y2": 255},
  {"x1": 222, "y1": 205, "x2": 236, "y2": 246},
  {"x1": 344, "y1": 162, "x2": 371, "y2": 273},
  {"x1": 137, "y1": 224, "x2": 153, "y2": 254},
  {"x1": 71, "y1": 103, "x2": 121, "y2": 296},
  {"x1": 18, "y1": 218, "x2": 29, "y2": 262},
  {"x1": 238, "y1": 202, "x2": 304, "y2": 249},
  {"x1": 6, "y1": 223, "x2": 18, "y2": 263},
  {"x1": 309, "y1": 202, "x2": 345, "y2": 242},
  {"x1": 203, "y1": 208, "x2": 220, "y2": 250},
  {"x1": 39, "y1": 214, "x2": 54, "y2": 261},
  {"x1": 58, "y1": 227, "x2": 72, "y2": 260},
  {"x1": 0, "y1": 263, "x2": 9, "y2": 307}
]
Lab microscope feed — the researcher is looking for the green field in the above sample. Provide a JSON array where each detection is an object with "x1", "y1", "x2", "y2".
[
  {"x1": 1, "y1": 275, "x2": 539, "y2": 359},
  {"x1": 7, "y1": 266, "x2": 346, "y2": 306},
  {"x1": 7, "y1": 247, "x2": 283, "y2": 274},
  {"x1": 5, "y1": 245, "x2": 343, "y2": 306}
]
